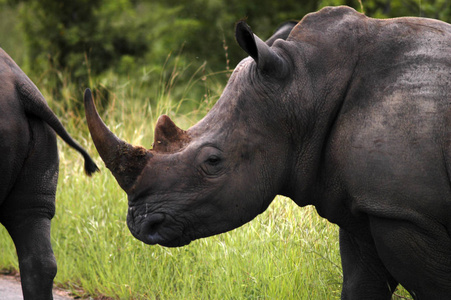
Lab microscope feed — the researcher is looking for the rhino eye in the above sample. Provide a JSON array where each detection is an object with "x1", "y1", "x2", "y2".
[
  {"x1": 202, "y1": 155, "x2": 223, "y2": 175},
  {"x1": 197, "y1": 146, "x2": 224, "y2": 176},
  {"x1": 206, "y1": 155, "x2": 221, "y2": 165}
]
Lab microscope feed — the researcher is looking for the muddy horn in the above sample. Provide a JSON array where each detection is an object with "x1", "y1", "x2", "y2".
[
  {"x1": 84, "y1": 88, "x2": 150, "y2": 192},
  {"x1": 152, "y1": 114, "x2": 190, "y2": 153}
]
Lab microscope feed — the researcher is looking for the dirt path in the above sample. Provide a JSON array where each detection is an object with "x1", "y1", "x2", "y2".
[{"x1": 0, "y1": 275, "x2": 73, "y2": 300}]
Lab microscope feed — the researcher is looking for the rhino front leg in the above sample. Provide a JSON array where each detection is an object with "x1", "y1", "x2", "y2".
[
  {"x1": 339, "y1": 228, "x2": 398, "y2": 300},
  {"x1": 369, "y1": 216, "x2": 451, "y2": 299},
  {"x1": 6, "y1": 216, "x2": 57, "y2": 300}
]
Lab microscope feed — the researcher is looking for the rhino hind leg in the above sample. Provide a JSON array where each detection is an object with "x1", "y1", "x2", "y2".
[
  {"x1": 0, "y1": 116, "x2": 60, "y2": 299},
  {"x1": 5, "y1": 216, "x2": 57, "y2": 300},
  {"x1": 339, "y1": 228, "x2": 398, "y2": 300}
]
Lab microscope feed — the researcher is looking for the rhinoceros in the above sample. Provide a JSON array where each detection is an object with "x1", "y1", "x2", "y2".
[
  {"x1": 0, "y1": 48, "x2": 99, "y2": 299},
  {"x1": 84, "y1": 6, "x2": 451, "y2": 299}
]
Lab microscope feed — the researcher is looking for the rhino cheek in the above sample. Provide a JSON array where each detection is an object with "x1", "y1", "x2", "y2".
[
  {"x1": 126, "y1": 206, "x2": 145, "y2": 242},
  {"x1": 189, "y1": 191, "x2": 258, "y2": 237}
]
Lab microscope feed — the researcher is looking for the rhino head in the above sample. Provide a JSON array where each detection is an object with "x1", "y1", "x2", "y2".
[{"x1": 85, "y1": 21, "x2": 299, "y2": 247}]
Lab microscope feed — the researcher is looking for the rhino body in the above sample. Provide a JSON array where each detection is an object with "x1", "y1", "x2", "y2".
[
  {"x1": 0, "y1": 49, "x2": 98, "y2": 299},
  {"x1": 85, "y1": 6, "x2": 451, "y2": 299}
]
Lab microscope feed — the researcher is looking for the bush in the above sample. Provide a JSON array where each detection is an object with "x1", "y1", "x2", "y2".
[{"x1": 18, "y1": 0, "x2": 149, "y2": 100}]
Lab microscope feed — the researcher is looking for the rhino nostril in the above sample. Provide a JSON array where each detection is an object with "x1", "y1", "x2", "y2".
[{"x1": 142, "y1": 213, "x2": 165, "y2": 236}]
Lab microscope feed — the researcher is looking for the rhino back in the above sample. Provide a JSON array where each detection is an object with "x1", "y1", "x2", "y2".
[{"x1": 316, "y1": 10, "x2": 451, "y2": 223}]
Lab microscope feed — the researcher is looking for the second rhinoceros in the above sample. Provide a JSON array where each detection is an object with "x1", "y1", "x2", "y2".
[{"x1": 85, "y1": 6, "x2": 451, "y2": 299}]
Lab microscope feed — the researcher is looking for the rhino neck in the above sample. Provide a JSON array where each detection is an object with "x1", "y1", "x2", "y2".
[
  {"x1": 286, "y1": 63, "x2": 359, "y2": 209},
  {"x1": 283, "y1": 24, "x2": 363, "y2": 207}
]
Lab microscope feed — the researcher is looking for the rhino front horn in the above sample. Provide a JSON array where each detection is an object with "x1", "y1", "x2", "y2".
[{"x1": 84, "y1": 88, "x2": 150, "y2": 192}]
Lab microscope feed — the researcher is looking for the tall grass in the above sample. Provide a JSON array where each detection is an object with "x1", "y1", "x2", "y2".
[
  {"x1": 0, "y1": 55, "x2": 414, "y2": 299},
  {"x1": 51, "y1": 173, "x2": 343, "y2": 299}
]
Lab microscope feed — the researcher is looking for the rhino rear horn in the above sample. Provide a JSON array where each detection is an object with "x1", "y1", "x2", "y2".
[
  {"x1": 152, "y1": 115, "x2": 190, "y2": 153},
  {"x1": 84, "y1": 88, "x2": 150, "y2": 193},
  {"x1": 235, "y1": 21, "x2": 288, "y2": 77}
]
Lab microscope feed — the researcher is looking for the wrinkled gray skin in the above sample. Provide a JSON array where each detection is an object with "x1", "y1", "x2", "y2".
[
  {"x1": 85, "y1": 6, "x2": 451, "y2": 299},
  {"x1": 0, "y1": 49, "x2": 99, "y2": 300}
]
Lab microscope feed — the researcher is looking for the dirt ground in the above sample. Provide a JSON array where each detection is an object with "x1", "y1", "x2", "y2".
[{"x1": 0, "y1": 274, "x2": 73, "y2": 300}]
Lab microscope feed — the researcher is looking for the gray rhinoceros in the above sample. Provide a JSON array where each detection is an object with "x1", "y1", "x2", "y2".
[
  {"x1": 84, "y1": 6, "x2": 451, "y2": 299},
  {"x1": 0, "y1": 48, "x2": 99, "y2": 299}
]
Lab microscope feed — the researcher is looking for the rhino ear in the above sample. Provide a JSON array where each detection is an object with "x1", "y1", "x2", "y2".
[{"x1": 235, "y1": 21, "x2": 288, "y2": 77}]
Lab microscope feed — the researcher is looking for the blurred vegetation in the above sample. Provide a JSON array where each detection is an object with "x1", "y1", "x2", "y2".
[{"x1": 1, "y1": 0, "x2": 449, "y2": 111}]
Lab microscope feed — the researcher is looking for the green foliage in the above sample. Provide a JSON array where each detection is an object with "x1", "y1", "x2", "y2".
[
  {"x1": 5, "y1": 0, "x2": 451, "y2": 108},
  {"x1": 16, "y1": 0, "x2": 148, "y2": 101},
  {"x1": 0, "y1": 3, "x2": 25, "y2": 64},
  {"x1": 158, "y1": 0, "x2": 319, "y2": 69},
  {"x1": 8, "y1": 0, "x2": 324, "y2": 101}
]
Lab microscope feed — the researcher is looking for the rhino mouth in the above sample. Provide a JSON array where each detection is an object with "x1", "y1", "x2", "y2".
[{"x1": 127, "y1": 209, "x2": 192, "y2": 247}]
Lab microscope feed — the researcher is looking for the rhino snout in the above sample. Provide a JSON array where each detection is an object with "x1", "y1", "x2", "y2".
[
  {"x1": 140, "y1": 213, "x2": 165, "y2": 245},
  {"x1": 128, "y1": 211, "x2": 192, "y2": 247}
]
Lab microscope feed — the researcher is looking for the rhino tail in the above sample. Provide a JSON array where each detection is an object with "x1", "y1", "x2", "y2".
[{"x1": 17, "y1": 79, "x2": 99, "y2": 176}]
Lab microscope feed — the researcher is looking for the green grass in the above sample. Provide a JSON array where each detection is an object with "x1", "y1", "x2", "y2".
[{"x1": 51, "y1": 175, "x2": 343, "y2": 299}]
